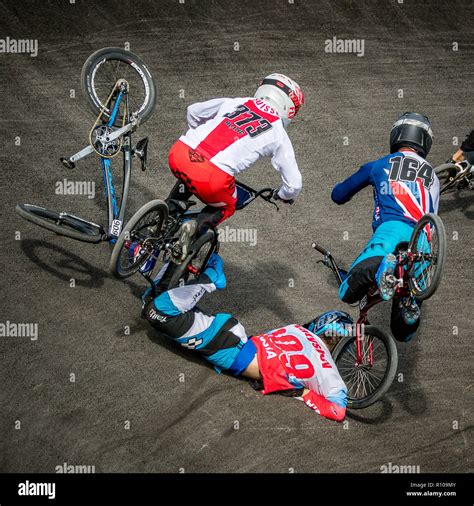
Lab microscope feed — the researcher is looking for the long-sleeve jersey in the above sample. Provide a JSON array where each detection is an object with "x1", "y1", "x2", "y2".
[
  {"x1": 251, "y1": 325, "x2": 347, "y2": 420},
  {"x1": 179, "y1": 97, "x2": 302, "y2": 201},
  {"x1": 331, "y1": 150, "x2": 440, "y2": 231},
  {"x1": 143, "y1": 274, "x2": 347, "y2": 421}
]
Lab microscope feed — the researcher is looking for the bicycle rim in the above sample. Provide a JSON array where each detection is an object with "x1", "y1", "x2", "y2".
[
  {"x1": 16, "y1": 204, "x2": 103, "y2": 243},
  {"x1": 408, "y1": 214, "x2": 446, "y2": 300},
  {"x1": 333, "y1": 326, "x2": 397, "y2": 409}
]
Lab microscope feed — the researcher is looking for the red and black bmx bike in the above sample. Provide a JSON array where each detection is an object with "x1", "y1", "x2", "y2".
[{"x1": 312, "y1": 213, "x2": 446, "y2": 408}]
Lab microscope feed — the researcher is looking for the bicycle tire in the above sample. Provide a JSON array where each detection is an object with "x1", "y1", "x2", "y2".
[
  {"x1": 332, "y1": 325, "x2": 398, "y2": 409},
  {"x1": 407, "y1": 213, "x2": 446, "y2": 301},
  {"x1": 168, "y1": 230, "x2": 218, "y2": 289},
  {"x1": 435, "y1": 163, "x2": 460, "y2": 194},
  {"x1": 81, "y1": 47, "x2": 156, "y2": 124},
  {"x1": 16, "y1": 203, "x2": 104, "y2": 243},
  {"x1": 110, "y1": 199, "x2": 168, "y2": 279}
]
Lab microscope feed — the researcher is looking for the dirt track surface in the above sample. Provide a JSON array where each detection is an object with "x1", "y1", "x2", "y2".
[{"x1": 0, "y1": 0, "x2": 472, "y2": 473}]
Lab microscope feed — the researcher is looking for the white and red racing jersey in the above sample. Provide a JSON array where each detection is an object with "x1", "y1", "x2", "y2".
[
  {"x1": 251, "y1": 324, "x2": 348, "y2": 421},
  {"x1": 179, "y1": 97, "x2": 302, "y2": 201}
]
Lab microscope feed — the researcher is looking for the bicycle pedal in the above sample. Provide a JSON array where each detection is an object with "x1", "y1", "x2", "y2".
[{"x1": 60, "y1": 157, "x2": 76, "y2": 170}]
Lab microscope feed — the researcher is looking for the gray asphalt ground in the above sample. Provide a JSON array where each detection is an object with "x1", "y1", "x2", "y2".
[{"x1": 0, "y1": 0, "x2": 472, "y2": 474}]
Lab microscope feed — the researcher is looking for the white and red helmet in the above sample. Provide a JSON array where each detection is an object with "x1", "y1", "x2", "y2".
[{"x1": 254, "y1": 73, "x2": 304, "y2": 128}]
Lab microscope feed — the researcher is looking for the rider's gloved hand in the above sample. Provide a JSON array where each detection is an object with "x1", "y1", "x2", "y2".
[
  {"x1": 460, "y1": 129, "x2": 474, "y2": 153},
  {"x1": 272, "y1": 189, "x2": 295, "y2": 205},
  {"x1": 459, "y1": 130, "x2": 474, "y2": 164},
  {"x1": 202, "y1": 253, "x2": 226, "y2": 289}
]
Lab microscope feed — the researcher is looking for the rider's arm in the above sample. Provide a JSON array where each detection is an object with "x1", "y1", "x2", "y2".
[
  {"x1": 460, "y1": 130, "x2": 474, "y2": 164},
  {"x1": 296, "y1": 332, "x2": 348, "y2": 421},
  {"x1": 271, "y1": 129, "x2": 302, "y2": 201},
  {"x1": 461, "y1": 129, "x2": 474, "y2": 152},
  {"x1": 186, "y1": 98, "x2": 227, "y2": 129},
  {"x1": 298, "y1": 389, "x2": 346, "y2": 422},
  {"x1": 331, "y1": 160, "x2": 374, "y2": 205}
]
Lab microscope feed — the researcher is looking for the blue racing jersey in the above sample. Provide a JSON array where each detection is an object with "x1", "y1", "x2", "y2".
[{"x1": 332, "y1": 150, "x2": 440, "y2": 231}]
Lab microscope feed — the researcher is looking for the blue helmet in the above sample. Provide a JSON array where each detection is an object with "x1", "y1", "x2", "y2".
[{"x1": 303, "y1": 310, "x2": 354, "y2": 339}]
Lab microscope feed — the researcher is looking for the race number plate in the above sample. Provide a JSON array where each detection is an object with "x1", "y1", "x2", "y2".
[{"x1": 110, "y1": 219, "x2": 122, "y2": 237}]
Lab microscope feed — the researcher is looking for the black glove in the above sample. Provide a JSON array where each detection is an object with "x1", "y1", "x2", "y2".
[
  {"x1": 461, "y1": 130, "x2": 474, "y2": 152},
  {"x1": 464, "y1": 151, "x2": 474, "y2": 164}
]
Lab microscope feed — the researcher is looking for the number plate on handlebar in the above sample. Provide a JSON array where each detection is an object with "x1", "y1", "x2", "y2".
[{"x1": 235, "y1": 185, "x2": 254, "y2": 208}]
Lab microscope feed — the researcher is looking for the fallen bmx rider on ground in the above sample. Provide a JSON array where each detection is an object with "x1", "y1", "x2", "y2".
[{"x1": 142, "y1": 254, "x2": 349, "y2": 422}]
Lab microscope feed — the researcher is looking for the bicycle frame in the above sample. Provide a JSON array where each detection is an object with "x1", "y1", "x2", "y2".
[
  {"x1": 137, "y1": 180, "x2": 276, "y2": 279},
  {"x1": 438, "y1": 160, "x2": 473, "y2": 193},
  {"x1": 312, "y1": 243, "x2": 410, "y2": 368},
  {"x1": 60, "y1": 82, "x2": 145, "y2": 243}
]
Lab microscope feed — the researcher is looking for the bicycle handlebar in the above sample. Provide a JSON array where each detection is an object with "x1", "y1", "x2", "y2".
[
  {"x1": 311, "y1": 242, "x2": 330, "y2": 256},
  {"x1": 311, "y1": 242, "x2": 344, "y2": 287},
  {"x1": 255, "y1": 188, "x2": 275, "y2": 201},
  {"x1": 234, "y1": 181, "x2": 280, "y2": 211}
]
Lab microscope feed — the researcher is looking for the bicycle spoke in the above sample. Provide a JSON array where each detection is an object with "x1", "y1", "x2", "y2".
[
  {"x1": 362, "y1": 369, "x2": 375, "y2": 394},
  {"x1": 363, "y1": 365, "x2": 384, "y2": 384},
  {"x1": 336, "y1": 332, "x2": 390, "y2": 402},
  {"x1": 94, "y1": 59, "x2": 146, "y2": 119}
]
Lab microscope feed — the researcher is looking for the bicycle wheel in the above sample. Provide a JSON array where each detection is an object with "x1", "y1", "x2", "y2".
[
  {"x1": 168, "y1": 230, "x2": 217, "y2": 289},
  {"x1": 435, "y1": 163, "x2": 460, "y2": 194},
  {"x1": 332, "y1": 325, "x2": 398, "y2": 409},
  {"x1": 81, "y1": 47, "x2": 156, "y2": 125},
  {"x1": 16, "y1": 203, "x2": 104, "y2": 243},
  {"x1": 408, "y1": 213, "x2": 446, "y2": 301},
  {"x1": 109, "y1": 200, "x2": 168, "y2": 279}
]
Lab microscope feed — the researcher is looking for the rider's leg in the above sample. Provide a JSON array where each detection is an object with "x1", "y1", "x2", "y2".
[
  {"x1": 150, "y1": 262, "x2": 176, "y2": 297},
  {"x1": 375, "y1": 253, "x2": 398, "y2": 301},
  {"x1": 166, "y1": 179, "x2": 192, "y2": 203},
  {"x1": 196, "y1": 206, "x2": 224, "y2": 234},
  {"x1": 195, "y1": 201, "x2": 237, "y2": 235},
  {"x1": 143, "y1": 253, "x2": 254, "y2": 374},
  {"x1": 390, "y1": 297, "x2": 423, "y2": 342},
  {"x1": 175, "y1": 181, "x2": 236, "y2": 262},
  {"x1": 339, "y1": 221, "x2": 414, "y2": 303},
  {"x1": 339, "y1": 256, "x2": 384, "y2": 303},
  {"x1": 174, "y1": 199, "x2": 236, "y2": 264}
]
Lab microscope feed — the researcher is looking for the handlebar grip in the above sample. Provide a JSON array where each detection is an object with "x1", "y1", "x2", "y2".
[{"x1": 311, "y1": 242, "x2": 329, "y2": 255}]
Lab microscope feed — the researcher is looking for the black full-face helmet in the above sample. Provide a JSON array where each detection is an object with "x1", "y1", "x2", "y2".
[{"x1": 390, "y1": 112, "x2": 433, "y2": 158}]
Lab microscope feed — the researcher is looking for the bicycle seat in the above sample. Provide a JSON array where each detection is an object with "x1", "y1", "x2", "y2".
[{"x1": 168, "y1": 199, "x2": 196, "y2": 212}]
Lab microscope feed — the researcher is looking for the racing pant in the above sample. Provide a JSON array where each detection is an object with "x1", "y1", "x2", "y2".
[
  {"x1": 142, "y1": 272, "x2": 256, "y2": 373},
  {"x1": 168, "y1": 140, "x2": 238, "y2": 227},
  {"x1": 338, "y1": 220, "x2": 421, "y2": 342}
]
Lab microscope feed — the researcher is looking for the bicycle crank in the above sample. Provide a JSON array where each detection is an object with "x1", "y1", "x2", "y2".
[{"x1": 91, "y1": 125, "x2": 122, "y2": 157}]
